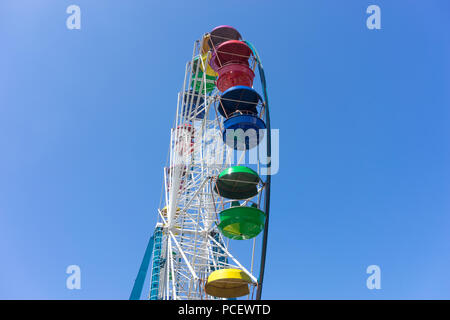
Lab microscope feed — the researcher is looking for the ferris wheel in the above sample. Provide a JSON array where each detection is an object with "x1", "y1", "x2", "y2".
[{"x1": 130, "y1": 25, "x2": 272, "y2": 300}]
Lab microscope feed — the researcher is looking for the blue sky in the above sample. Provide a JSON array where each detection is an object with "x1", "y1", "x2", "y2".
[{"x1": 1, "y1": 0, "x2": 449, "y2": 299}]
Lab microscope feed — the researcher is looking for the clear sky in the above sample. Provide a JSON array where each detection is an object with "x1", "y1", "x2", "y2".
[{"x1": 1, "y1": 0, "x2": 449, "y2": 299}]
